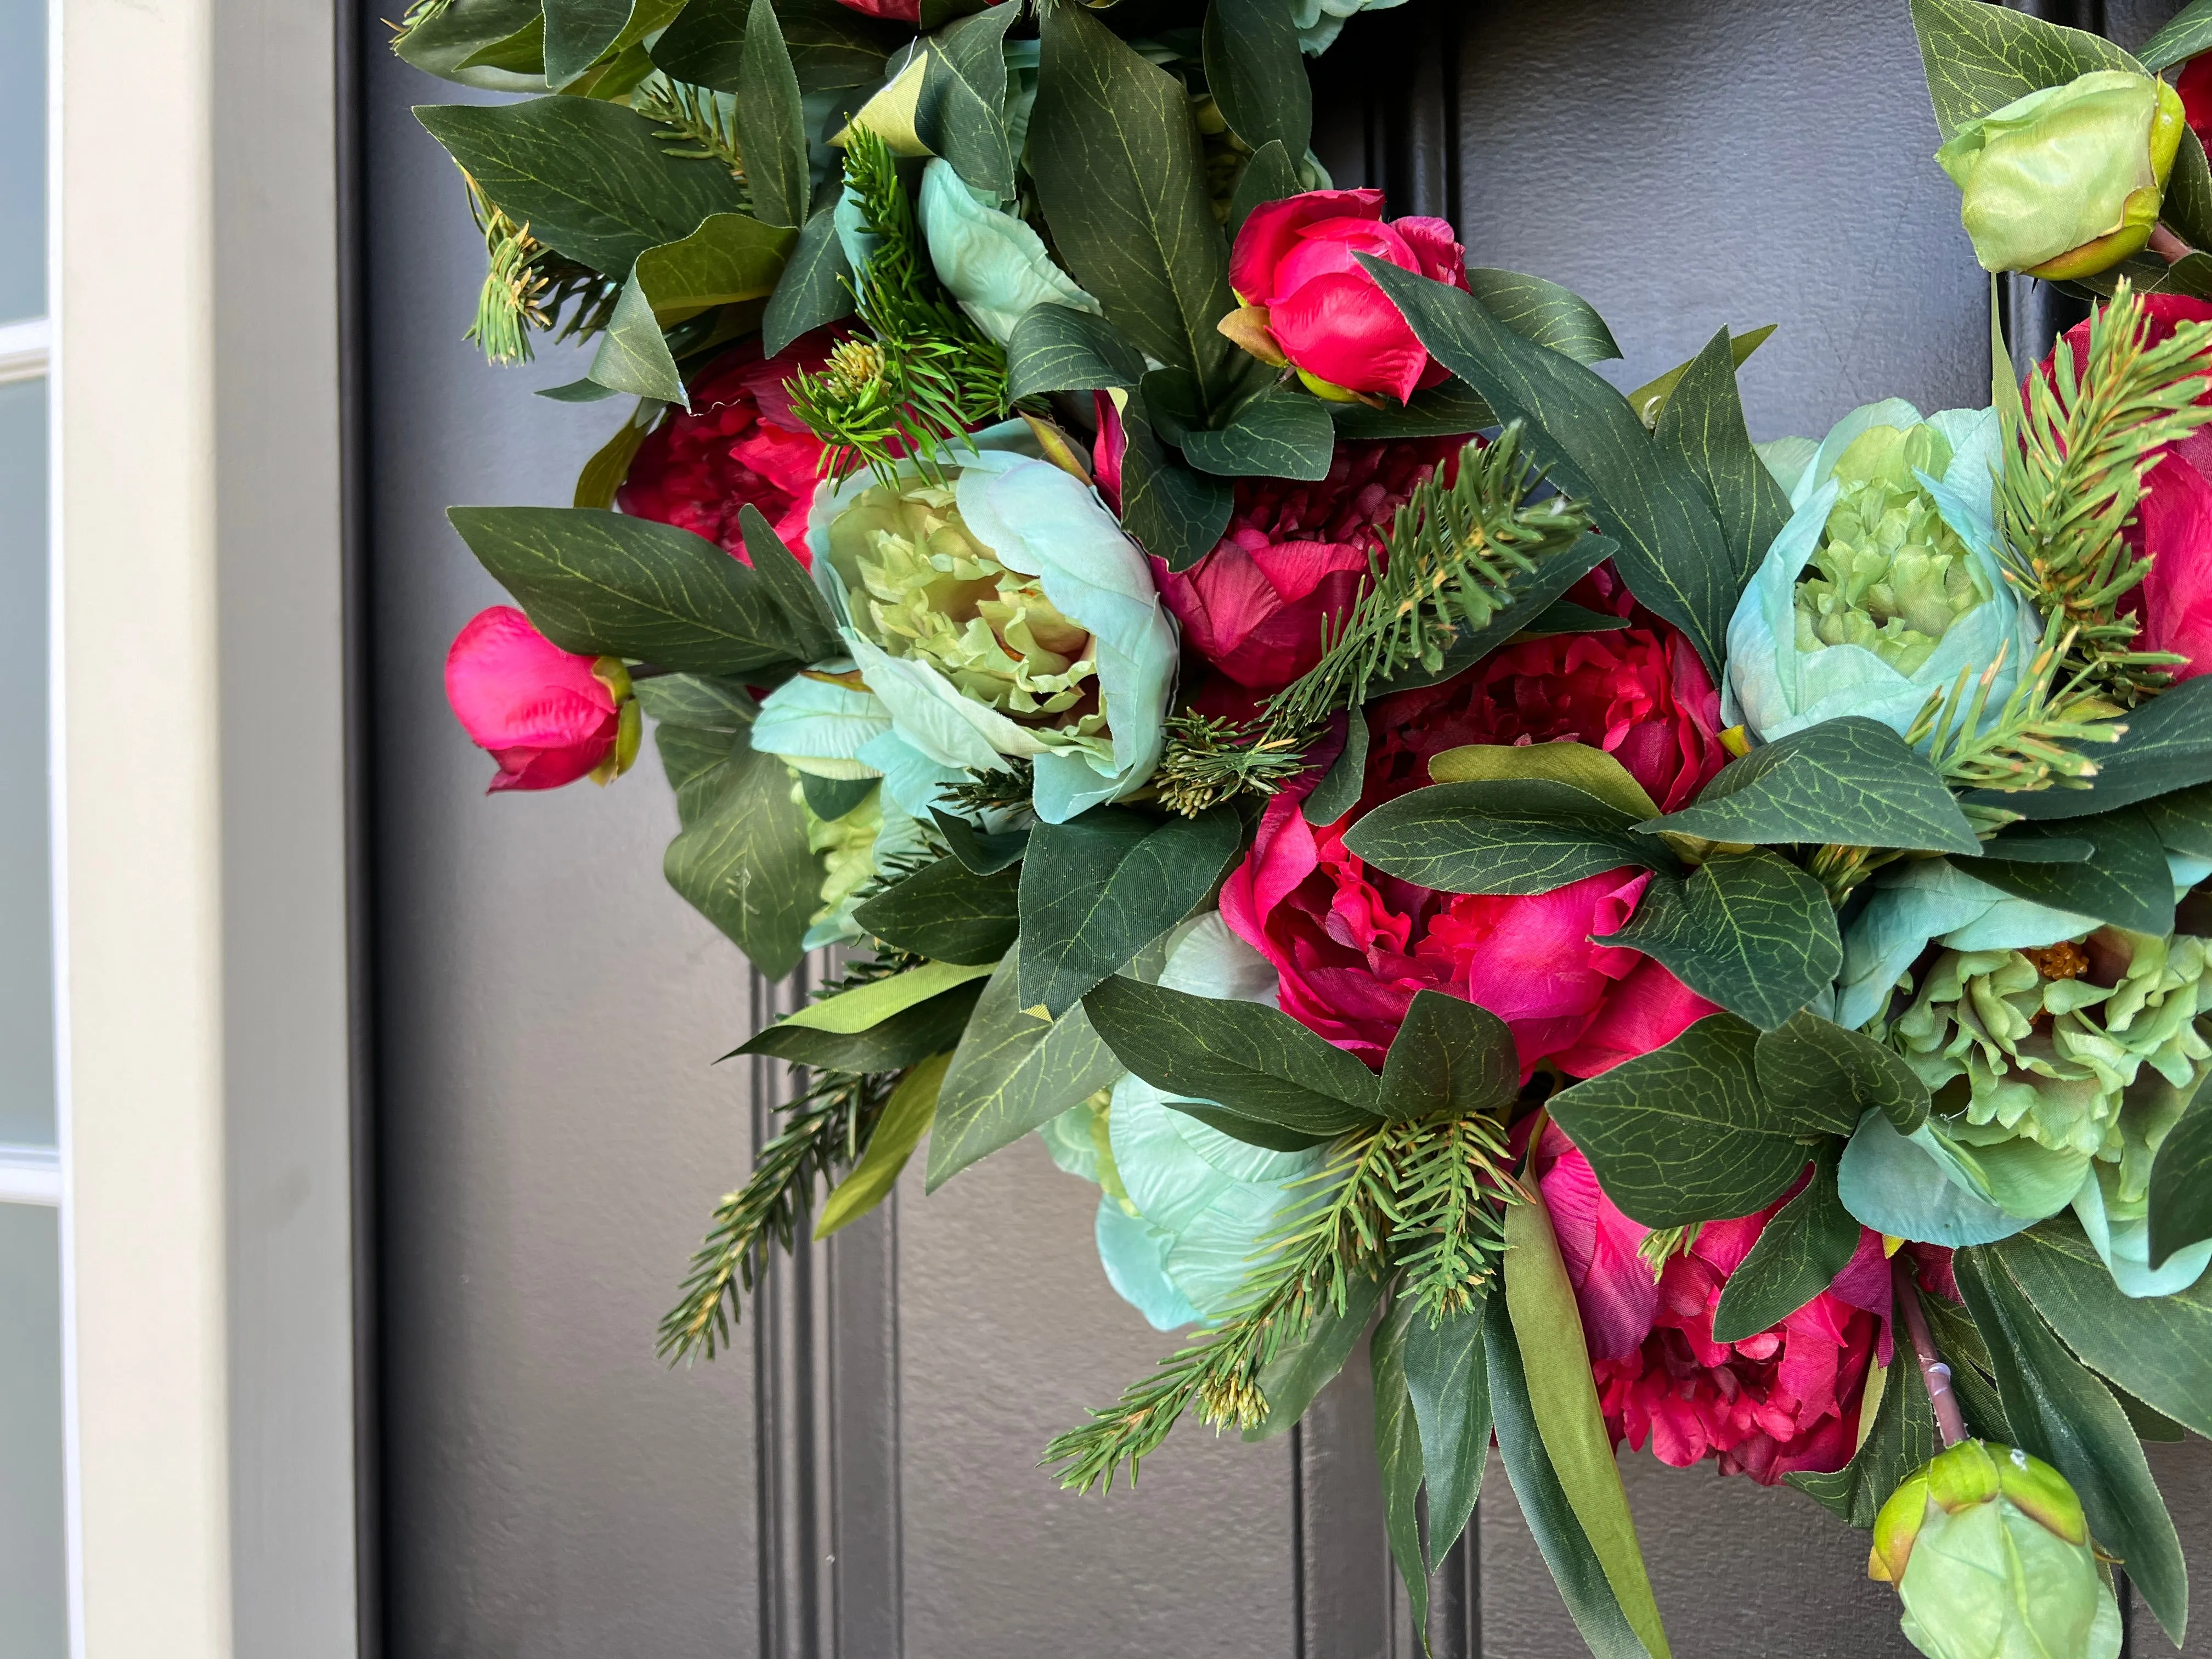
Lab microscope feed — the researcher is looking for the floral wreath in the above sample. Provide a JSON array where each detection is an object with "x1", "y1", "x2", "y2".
[{"x1": 404, "y1": 0, "x2": 2212, "y2": 1651}]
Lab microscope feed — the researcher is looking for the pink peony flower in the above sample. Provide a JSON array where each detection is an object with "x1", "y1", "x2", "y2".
[
  {"x1": 1153, "y1": 436, "x2": 1471, "y2": 694},
  {"x1": 1535, "y1": 1126, "x2": 1955, "y2": 1486},
  {"x1": 617, "y1": 330, "x2": 838, "y2": 560},
  {"x1": 1227, "y1": 189, "x2": 1469, "y2": 403},
  {"x1": 2047, "y1": 295, "x2": 2212, "y2": 679},
  {"x1": 444, "y1": 606, "x2": 632, "y2": 793},
  {"x1": 830, "y1": 0, "x2": 918, "y2": 18}
]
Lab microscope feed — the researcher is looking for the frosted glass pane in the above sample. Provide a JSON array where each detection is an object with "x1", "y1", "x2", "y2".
[
  {"x1": 0, "y1": 1202, "x2": 64, "y2": 1659},
  {"x1": 0, "y1": 0, "x2": 45, "y2": 322},
  {"x1": 0, "y1": 380, "x2": 50, "y2": 1146}
]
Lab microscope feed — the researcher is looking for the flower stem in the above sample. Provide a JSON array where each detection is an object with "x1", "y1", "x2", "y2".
[
  {"x1": 2151, "y1": 223, "x2": 2193, "y2": 263},
  {"x1": 1894, "y1": 1256, "x2": 1966, "y2": 1447}
]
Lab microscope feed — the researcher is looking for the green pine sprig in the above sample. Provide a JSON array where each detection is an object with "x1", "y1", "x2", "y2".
[
  {"x1": 458, "y1": 166, "x2": 621, "y2": 366},
  {"x1": 1379, "y1": 1111, "x2": 1515, "y2": 1322},
  {"x1": 787, "y1": 127, "x2": 1012, "y2": 482},
  {"x1": 1906, "y1": 616, "x2": 2125, "y2": 794},
  {"x1": 633, "y1": 74, "x2": 749, "y2": 188}
]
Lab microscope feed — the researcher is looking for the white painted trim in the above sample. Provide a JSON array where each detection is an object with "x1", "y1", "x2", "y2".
[
  {"x1": 57, "y1": 0, "x2": 358, "y2": 1654},
  {"x1": 0, "y1": 1142, "x2": 61, "y2": 1206},
  {"x1": 0, "y1": 316, "x2": 50, "y2": 384}
]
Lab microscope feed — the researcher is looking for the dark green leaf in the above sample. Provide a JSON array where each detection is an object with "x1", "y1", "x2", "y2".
[
  {"x1": 2151, "y1": 1076, "x2": 2212, "y2": 1274},
  {"x1": 1376, "y1": 991, "x2": 1517, "y2": 1124},
  {"x1": 1515, "y1": 601, "x2": 1630, "y2": 638},
  {"x1": 589, "y1": 270, "x2": 688, "y2": 401},
  {"x1": 1182, "y1": 385, "x2": 1336, "y2": 481},
  {"x1": 1372, "y1": 1301, "x2": 1432, "y2": 1637},
  {"x1": 1361, "y1": 258, "x2": 1734, "y2": 674},
  {"x1": 652, "y1": 699, "x2": 820, "y2": 977},
  {"x1": 540, "y1": 377, "x2": 627, "y2": 404},
  {"x1": 1596, "y1": 851, "x2": 1842, "y2": 1032},
  {"x1": 1483, "y1": 1297, "x2": 1651, "y2": 1658},
  {"x1": 737, "y1": 503, "x2": 842, "y2": 662},
  {"x1": 1118, "y1": 405, "x2": 1235, "y2": 571},
  {"x1": 1955, "y1": 807, "x2": 2175, "y2": 936},
  {"x1": 572, "y1": 395, "x2": 662, "y2": 510},
  {"x1": 1548, "y1": 1014, "x2": 1813, "y2": 1227},
  {"x1": 741, "y1": 979, "x2": 985, "y2": 1071},
  {"x1": 1242, "y1": 1272, "x2": 1383, "y2": 1440},
  {"x1": 1651, "y1": 716, "x2": 1979, "y2": 854},
  {"x1": 394, "y1": 0, "x2": 545, "y2": 86},
  {"x1": 1227, "y1": 139, "x2": 1302, "y2": 236},
  {"x1": 1462, "y1": 268, "x2": 1620, "y2": 367},
  {"x1": 1403, "y1": 1299, "x2": 1492, "y2": 1564},
  {"x1": 1709, "y1": 1156, "x2": 1862, "y2": 1341},
  {"x1": 735, "y1": 0, "x2": 810, "y2": 228},
  {"x1": 448, "y1": 506, "x2": 803, "y2": 675},
  {"x1": 1328, "y1": 378, "x2": 1496, "y2": 440},
  {"x1": 1018, "y1": 808, "x2": 1244, "y2": 1017},
  {"x1": 2142, "y1": 0, "x2": 2212, "y2": 71},
  {"x1": 545, "y1": 0, "x2": 647, "y2": 87},
  {"x1": 1652, "y1": 324, "x2": 1791, "y2": 597},
  {"x1": 1169, "y1": 1102, "x2": 1334, "y2": 1152},
  {"x1": 916, "y1": 4, "x2": 1020, "y2": 199},
  {"x1": 1303, "y1": 709, "x2": 1369, "y2": 826},
  {"x1": 762, "y1": 200, "x2": 856, "y2": 354},
  {"x1": 1365, "y1": 533, "x2": 1616, "y2": 697},
  {"x1": 1908, "y1": 0, "x2": 2136, "y2": 142},
  {"x1": 1202, "y1": 0, "x2": 1312, "y2": 161},
  {"x1": 926, "y1": 952, "x2": 1126, "y2": 1189},
  {"x1": 817, "y1": 1052, "x2": 949, "y2": 1237},
  {"x1": 1007, "y1": 304, "x2": 1147, "y2": 399},
  {"x1": 1971, "y1": 672, "x2": 2212, "y2": 819},
  {"x1": 1753, "y1": 1008, "x2": 1931, "y2": 1136},
  {"x1": 415, "y1": 98, "x2": 744, "y2": 275},
  {"x1": 2142, "y1": 778, "x2": 2212, "y2": 858},
  {"x1": 1342, "y1": 778, "x2": 1673, "y2": 897},
  {"x1": 1624, "y1": 326, "x2": 1775, "y2": 430},
  {"x1": 854, "y1": 855, "x2": 1020, "y2": 964},
  {"x1": 1080, "y1": 975, "x2": 1383, "y2": 1133},
  {"x1": 653, "y1": 0, "x2": 899, "y2": 93},
  {"x1": 1031, "y1": 3, "x2": 1240, "y2": 403},
  {"x1": 1995, "y1": 1216, "x2": 2212, "y2": 1440},
  {"x1": 1923, "y1": 1293, "x2": 2015, "y2": 1442},
  {"x1": 930, "y1": 809, "x2": 1030, "y2": 874},
  {"x1": 1956, "y1": 1248, "x2": 2188, "y2": 1643},
  {"x1": 1788, "y1": 1355, "x2": 1936, "y2": 1527},
  {"x1": 802, "y1": 772, "x2": 874, "y2": 820},
  {"x1": 633, "y1": 670, "x2": 757, "y2": 732}
]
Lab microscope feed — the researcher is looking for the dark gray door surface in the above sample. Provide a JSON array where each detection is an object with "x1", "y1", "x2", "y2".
[{"x1": 364, "y1": 1, "x2": 2212, "y2": 1654}]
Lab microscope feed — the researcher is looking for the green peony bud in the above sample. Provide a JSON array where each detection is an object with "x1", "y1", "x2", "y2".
[
  {"x1": 1871, "y1": 1441, "x2": 2120, "y2": 1659},
  {"x1": 1792, "y1": 422, "x2": 1993, "y2": 675},
  {"x1": 826, "y1": 478, "x2": 1113, "y2": 761},
  {"x1": 1934, "y1": 70, "x2": 2186, "y2": 279}
]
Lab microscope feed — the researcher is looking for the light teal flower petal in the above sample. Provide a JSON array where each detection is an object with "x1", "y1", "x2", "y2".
[
  {"x1": 2074, "y1": 1165, "x2": 2212, "y2": 1297},
  {"x1": 1165, "y1": 1182, "x2": 1289, "y2": 1312},
  {"x1": 1160, "y1": 911, "x2": 1282, "y2": 1007},
  {"x1": 1094, "y1": 1198, "x2": 1202, "y2": 1331},
  {"x1": 1040, "y1": 1103, "x2": 1100, "y2": 1184},
  {"x1": 752, "y1": 665, "x2": 893, "y2": 780},
  {"x1": 1838, "y1": 1109, "x2": 2036, "y2": 1245},
  {"x1": 832, "y1": 180, "x2": 879, "y2": 279},
  {"x1": 1756, "y1": 435, "x2": 1820, "y2": 498},
  {"x1": 919, "y1": 158, "x2": 1099, "y2": 343}
]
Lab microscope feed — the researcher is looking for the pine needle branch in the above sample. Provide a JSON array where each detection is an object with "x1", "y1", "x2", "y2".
[
  {"x1": 1905, "y1": 617, "x2": 2126, "y2": 793},
  {"x1": 458, "y1": 166, "x2": 622, "y2": 365},
  {"x1": 389, "y1": 0, "x2": 449, "y2": 49},
  {"x1": 633, "y1": 74, "x2": 749, "y2": 188},
  {"x1": 1154, "y1": 427, "x2": 1594, "y2": 815},
  {"x1": 1381, "y1": 1111, "x2": 1515, "y2": 1322},
  {"x1": 1995, "y1": 277, "x2": 2212, "y2": 698}
]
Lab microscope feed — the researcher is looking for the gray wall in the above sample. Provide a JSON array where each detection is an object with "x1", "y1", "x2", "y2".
[{"x1": 365, "y1": 1, "x2": 2209, "y2": 1655}]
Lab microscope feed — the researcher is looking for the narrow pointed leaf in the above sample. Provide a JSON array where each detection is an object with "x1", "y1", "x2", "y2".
[
  {"x1": 1403, "y1": 1299, "x2": 1491, "y2": 1563},
  {"x1": 1462, "y1": 268, "x2": 1620, "y2": 366},
  {"x1": 1652, "y1": 325, "x2": 1790, "y2": 594},
  {"x1": 1372, "y1": 1301, "x2": 1432, "y2": 1637},
  {"x1": 1651, "y1": 717, "x2": 1979, "y2": 854},
  {"x1": 1595, "y1": 851, "x2": 1841, "y2": 1032},
  {"x1": 816, "y1": 1052, "x2": 950, "y2": 1237},
  {"x1": 1787, "y1": 1355, "x2": 1937, "y2": 1526},
  {"x1": 1710, "y1": 1155, "x2": 1863, "y2": 1341},
  {"x1": 854, "y1": 855, "x2": 1022, "y2": 964}
]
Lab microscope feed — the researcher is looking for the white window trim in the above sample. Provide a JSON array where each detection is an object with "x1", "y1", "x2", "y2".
[
  {"x1": 0, "y1": 1142, "x2": 61, "y2": 1206},
  {"x1": 54, "y1": 1, "x2": 360, "y2": 1655},
  {"x1": 0, "y1": 317, "x2": 50, "y2": 385}
]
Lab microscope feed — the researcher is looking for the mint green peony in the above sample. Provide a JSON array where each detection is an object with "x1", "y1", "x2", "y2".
[{"x1": 917, "y1": 158, "x2": 1099, "y2": 345}]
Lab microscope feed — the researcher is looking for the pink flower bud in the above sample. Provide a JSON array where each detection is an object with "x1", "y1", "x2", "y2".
[{"x1": 444, "y1": 606, "x2": 636, "y2": 794}]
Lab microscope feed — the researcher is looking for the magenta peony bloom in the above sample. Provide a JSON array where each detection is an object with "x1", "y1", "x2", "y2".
[
  {"x1": 1153, "y1": 436, "x2": 1471, "y2": 695},
  {"x1": 444, "y1": 606, "x2": 633, "y2": 793},
  {"x1": 1227, "y1": 189, "x2": 1468, "y2": 403},
  {"x1": 617, "y1": 330, "x2": 838, "y2": 561},
  {"x1": 2049, "y1": 295, "x2": 2212, "y2": 679},
  {"x1": 829, "y1": 0, "x2": 918, "y2": 18}
]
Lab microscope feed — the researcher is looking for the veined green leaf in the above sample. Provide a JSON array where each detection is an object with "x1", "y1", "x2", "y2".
[
  {"x1": 1955, "y1": 808, "x2": 2175, "y2": 936},
  {"x1": 2150, "y1": 1078, "x2": 2212, "y2": 1274},
  {"x1": 651, "y1": 710, "x2": 819, "y2": 977},
  {"x1": 927, "y1": 952, "x2": 1125, "y2": 1190},
  {"x1": 1753, "y1": 1009, "x2": 1929, "y2": 1137},
  {"x1": 916, "y1": 5, "x2": 1022, "y2": 198},
  {"x1": 1709, "y1": 1154, "x2": 1862, "y2": 1341},
  {"x1": 1241, "y1": 1272, "x2": 1384, "y2": 1441},
  {"x1": 1650, "y1": 716, "x2": 1979, "y2": 854},
  {"x1": 1018, "y1": 808, "x2": 1244, "y2": 1019},
  {"x1": 735, "y1": 0, "x2": 810, "y2": 228},
  {"x1": 1227, "y1": 138, "x2": 1303, "y2": 236},
  {"x1": 1342, "y1": 779, "x2": 1673, "y2": 897},
  {"x1": 737, "y1": 503, "x2": 842, "y2": 662},
  {"x1": 930, "y1": 809, "x2": 1030, "y2": 876},
  {"x1": 1956, "y1": 1248, "x2": 2188, "y2": 1643},
  {"x1": 780, "y1": 960, "x2": 997, "y2": 1034},
  {"x1": 450, "y1": 506, "x2": 805, "y2": 675},
  {"x1": 1548, "y1": 1014, "x2": 1814, "y2": 1227},
  {"x1": 1908, "y1": 0, "x2": 2136, "y2": 142},
  {"x1": 1994, "y1": 1217, "x2": 2212, "y2": 1441},
  {"x1": 572, "y1": 396, "x2": 663, "y2": 510},
  {"x1": 634, "y1": 670, "x2": 757, "y2": 733},
  {"x1": 1360, "y1": 258, "x2": 1735, "y2": 674},
  {"x1": 589, "y1": 270, "x2": 689, "y2": 402},
  {"x1": 1971, "y1": 676, "x2": 2212, "y2": 818},
  {"x1": 763, "y1": 201, "x2": 856, "y2": 354},
  {"x1": 1503, "y1": 1193, "x2": 1671, "y2": 1659},
  {"x1": 740, "y1": 979, "x2": 985, "y2": 1071},
  {"x1": 1376, "y1": 991, "x2": 1517, "y2": 1124},
  {"x1": 1403, "y1": 1297, "x2": 1491, "y2": 1565},
  {"x1": 854, "y1": 856, "x2": 1021, "y2": 966},
  {"x1": 1081, "y1": 975, "x2": 1382, "y2": 1135},
  {"x1": 1301, "y1": 708, "x2": 1369, "y2": 826},
  {"x1": 1653, "y1": 325, "x2": 1790, "y2": 596},
  {"x1": 416, "y1": 98, "x2": 744, "y2": 276},
  {"x1": 1624, "y1": 325, "x2": 1775, "y2": 430},
  {"x1": 1428, "y1": 740, "x2": 1658, "y2": 820},
  {"x1": 1118, "y1": 403, "x2": 1235, "y2": 571},
  {"x1": 1328, "y1": 379, "x2": 1497, "y2": 441},
  {"x1": 1007, "y1": 304, "x2": 1146, "y2": 399},
  {"x1": 1595, "y1": 851, "x2": 1841, "y2": 1032},
  {"x1": 396, "y1": 0, "x2": 545, "y2": 88},
  {"x1": 1183, "y1": 386, "x2": 1337, "y2": 482},
  {"x1": 1031, "y1": 3, "x2": 1241, "y2": 403},
  {"x1": 2142, "y1": 778, "x2": 2212, "y2": 858},
  {"x1": 653, "y1": 0, "x2": 900, "y2": 93},
  {"x1": 1787, "y1": 1353, "x2": 1936, "y2": 1527},
  {"x1": 1463, "y1": 268, "x2": 1620, "y2": 367},
  {"x1": 815, "y1": 1052, "x2": 950, "y2": 1237},
  {"x1": 544, "y1": 0, "x2": 685, "y2": 88},
  {"x1": 2142, "y1": 0, "x2": 2212, "y2": 71},
  {"x1": 1203, "y1": 0, "x2": 1311, "y2": 161},
  {"x1": 1372, "y1": 1301, "x2": 1432, "y2": 1638}
]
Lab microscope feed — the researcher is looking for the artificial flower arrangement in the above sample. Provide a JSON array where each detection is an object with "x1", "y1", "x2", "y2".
[{"x1": 404, "y1": 0, "x2": 2212, "y2": 1650}]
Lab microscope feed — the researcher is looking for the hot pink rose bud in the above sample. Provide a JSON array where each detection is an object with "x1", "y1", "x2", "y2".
[
  {"x1": 1224, "y1": 189, "x2": 1469, "y2": 404},
  {"x1": 444, "y1": 606, "x2": 639, "y2": 793}
]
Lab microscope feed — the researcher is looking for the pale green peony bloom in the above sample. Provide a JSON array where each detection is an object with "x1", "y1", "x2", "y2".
[
  {"x1": 917, "y1": 158, "x2": 1099, "y2": 345},
  {"x1": 1935, "y1": 70, "x2": 2186, "y2": 280},
  {"x1": 785, "y1": 772, "x2": 938, "y2": 951},
  {"x1": 1726, "y1": 399, "x2": 2042, "y2": 746},
  {"x1": 1873, "y1": 1441, "x2": 2121, "y2": 1659},
  {"x1": 1290, "y1": 0, "x2": 1410, "y2": 54}
]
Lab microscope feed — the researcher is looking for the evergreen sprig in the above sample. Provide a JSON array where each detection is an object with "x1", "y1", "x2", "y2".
[
  {"x1": 1996, "y1": 278, "x2": 2212, "y2": 698},
  {"x1": 1906, "y1": 617, "x2": 2125, "y2": 793},
  {"x1": 458, "y1": 167, "x2": 620, "y2": 366},
  {"x1": 633, "y1": 74, "x2": 749, "y2": 188},
  {"x1": 1383, "y1": 1111, "x2": 1515, "y2": 1321},
  {"x1": 787, "y1": 127, "x2": 1012, "y2": 482},
  {"x1": 1154, "y1": 427, "x2": 1594, "y2": 815}
]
